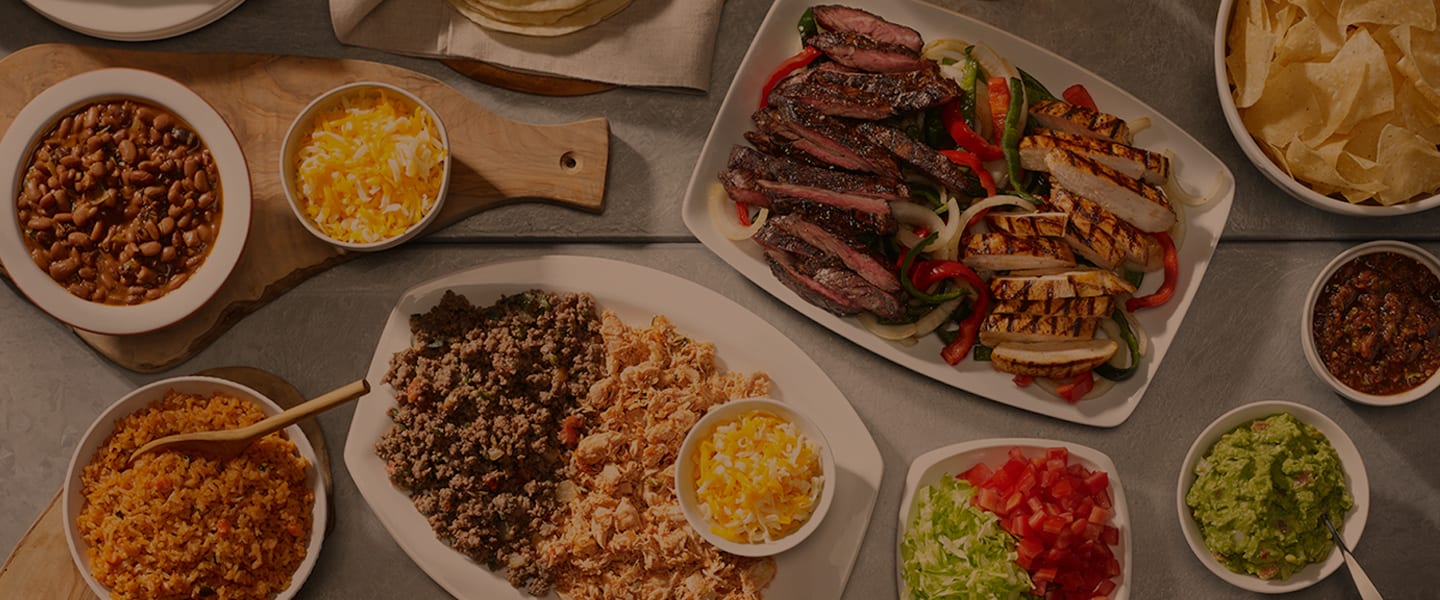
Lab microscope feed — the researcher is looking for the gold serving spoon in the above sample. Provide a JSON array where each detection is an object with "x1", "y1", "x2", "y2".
[{"x1": 129, "y1": 379, "x2": 370, "y2": 464}]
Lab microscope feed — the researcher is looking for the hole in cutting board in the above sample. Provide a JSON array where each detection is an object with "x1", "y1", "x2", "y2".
[{"x1": 560, "y1": 151, "x2": 581, "y2": 172}]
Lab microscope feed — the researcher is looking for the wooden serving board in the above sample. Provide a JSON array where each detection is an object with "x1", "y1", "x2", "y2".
[
  {"x1": 0, "y1": 44, "x2": 609, "y2": 372},
  {"x1": 0, "y1": 367, "x2": 332, "y2": 600},
  {"x1": 443, "y1": 59, "x2": 617, "y2": 96}
]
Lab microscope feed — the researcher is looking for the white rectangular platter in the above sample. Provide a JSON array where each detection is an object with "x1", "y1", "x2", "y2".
[
  {"x1": 681, "y1": 0, "x2": 1236, "y2": 427},
  {"x1": 343, "y1": 255, "x2": 885, "y2": 599}
]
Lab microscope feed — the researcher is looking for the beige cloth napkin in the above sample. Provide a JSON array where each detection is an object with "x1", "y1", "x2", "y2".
[{"x1": 330, "y1": 0, "x2": 724, "y2": 91}]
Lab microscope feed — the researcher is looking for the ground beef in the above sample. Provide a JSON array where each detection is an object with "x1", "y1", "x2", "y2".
[{"x1": 376, "y1": 290, "x2": 605, "y2": 595}]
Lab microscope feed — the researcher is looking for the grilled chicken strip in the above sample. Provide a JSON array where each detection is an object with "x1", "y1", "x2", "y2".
[
  {"x1": 1028, "y1": 100, "x2": 1133, "y2": 144},
  {"x1": 990, "y1": 339, "x2": 1120, "y2": 379},
  {"x1": 1019, "y1": 132, "x2": 1170, "y2": 183},
  {"x1": 1044, "y1": 148, "x2": 1176, "y2": 233},
  {"x1": 1048, "y1": 181, "x2": 1151, "y2": 270},
  {"x1": 978, "y1": 314, "x2": 1099, "y2": 346},
  {"x1": 961, "y1": 233, "x2": 1076, "y2": 272},
  {"x1": 985, "y1": 211, "x2": 1069, "y2": 238},
  {"x1": 989, "y1": 269, "x2": 1137, "y2": 300},
  {"x1": 990, "y1": 297, "x2": 1115, "y2": 318}
]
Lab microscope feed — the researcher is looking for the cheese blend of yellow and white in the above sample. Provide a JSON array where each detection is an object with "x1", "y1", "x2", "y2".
[
  {"x1": 694, "y1": 409, "x2": 824, "y2": 543},
  {"x1": 294, "y1": 89, "x2": 447, "y2": 244}
]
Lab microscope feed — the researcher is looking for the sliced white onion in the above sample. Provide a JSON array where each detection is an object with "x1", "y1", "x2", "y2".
[
  {"x1": 858, "y1": 313, "x2": 916, "y2": 341},
  {"x1": 1129, "y1": 116, "x2": 1152, "y2": 136},
  {"x1": 1098, "y1": 318, "x2": 1131, "y2": 369},
  {"x1": 1161, "y1": 149, "x2": 1226, "y2": 208},
  {"x1": 706, "y1": 182, "x2": 768, "y2": 241},
  {"x1": 892, "y1": 201, "x2": 947, "y2": 251},
  {"x1": 914, "y1": 297, "x2": 965, "y2": 338},
  {"x1": 934, "y1": 196, "x2": 965, "y2": 261},
  {"x1": 954, "y1": 195, "x2": 1037, "y2": 241}
]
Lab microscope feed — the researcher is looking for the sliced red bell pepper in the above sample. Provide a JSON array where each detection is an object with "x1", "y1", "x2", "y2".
[
  {"x1": 1056, "y1": 371, "x2": 1095, "y2": 404},
  {"x1": 759, "y1": 46, "x2": 823, "y2": 107},
  {"x1": 1125, "y1": 232, "x2": 1178, "y2": 312},
  {"x1": 987, "y1": 77, "x2": 1010, "y2": 145},
  {"x1": 937, "y1": 149, "x2": 998, "y2": 198},
  {"x1": 912, "y1": 259, "x2": 992, "y2": 365},
  {"x1": 1013, "y1": 374, "x2": 1033, "y2": 387},
  {"x1": 1062, "y1": 84, "x2": 1098, "y2": 111},
  {"x1": 940, "y1": 102, "x2": 1004, "y2": 161},
  {"x1": 735, "y1": 201, "x2": 752, "y2": 227}
]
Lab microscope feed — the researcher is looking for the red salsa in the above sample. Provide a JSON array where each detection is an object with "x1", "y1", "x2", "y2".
[{"x1": 1312, "y1": 251, "x2": 1440, "y2": 395}]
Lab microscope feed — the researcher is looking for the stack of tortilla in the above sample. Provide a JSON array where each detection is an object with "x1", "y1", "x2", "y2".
[{"x1": 447, "y1": 0, "x2": 633, "y2": 37}]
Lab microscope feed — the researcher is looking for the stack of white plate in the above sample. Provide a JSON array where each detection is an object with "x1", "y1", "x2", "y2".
[{"x1": 23, "y1": 0, "x2": 247, "y2": 42}]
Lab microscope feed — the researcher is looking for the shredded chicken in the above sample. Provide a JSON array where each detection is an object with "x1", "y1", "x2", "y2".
[{"x1": 541, "y1": 312, "x2": 777, "y2": 600}]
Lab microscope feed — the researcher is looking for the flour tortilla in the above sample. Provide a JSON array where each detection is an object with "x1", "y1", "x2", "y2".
[
  {"x1": 473, "y1": 0, "x2": 598, "y2": 13},
  {"x1": 448, "y1": 0, "x2": 633, "y2": 36}
]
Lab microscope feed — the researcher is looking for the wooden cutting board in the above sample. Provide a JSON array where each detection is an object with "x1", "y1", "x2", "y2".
[
  {"x1": 0, "y1": 43, "x2": 609, "y2": 372},
  {"x1": 443, "y1": 59, "x2": 617, "y2": 96},
  {"x1": 0, "y1": 367, "x2": 331, "y2": 600}
]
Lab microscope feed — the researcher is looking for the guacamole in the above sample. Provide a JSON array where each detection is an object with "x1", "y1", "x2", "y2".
[{"x1": 1185, "y1": 412, "x2": 1352, "y2": 580}]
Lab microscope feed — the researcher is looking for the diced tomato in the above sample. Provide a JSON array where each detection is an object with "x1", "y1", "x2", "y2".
[
  {"x1": 963, "y1": 446, "x2": 1122, "y2": 598},
  {"x1": 959, "y1": 463, "x2": 993, "y2": 487}
]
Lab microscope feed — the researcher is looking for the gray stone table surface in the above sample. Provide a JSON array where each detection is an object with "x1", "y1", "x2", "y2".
[
  {"x1": 5, "y1": 0, "x2": 1439, "y2": 242},
  {"x1": 3, "y1": 242, "x2": 1438, "y2": 599}
]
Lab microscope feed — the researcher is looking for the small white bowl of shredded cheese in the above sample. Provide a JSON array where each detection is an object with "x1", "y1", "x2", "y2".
[
  {"x1": 675, "y1": 397, "x2": 836, "y2": 557},
  {"x1": 280, "y1": 82, "x2": 450, "y2": 251}
]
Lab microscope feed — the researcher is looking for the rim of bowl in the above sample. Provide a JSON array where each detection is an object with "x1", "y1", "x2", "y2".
[
  {"x1": 1300, "y1": 240, "x2": 1440, "y2": 406},
  {"x1": 279, "y1": 81, "x2": 452, "y2": 252},
  {"x1": 1175, "y1": 400, "x2": 1369, "y2": 593},
  {"x1": 62, "y1": 375, "x2": 327, "y2": 600},
  {"x1": 1211, "y1": 0, "x2": 1440, "y2": 216},
  {"x1": 0, "y1": 68, "x2": 252, "y2": 335},
  {"x1": 674, "y1": 397, "x2": 837, "y2": 557},
  {"x1": 896, "y1": 439, "x2": 1133, "y2": 600}
]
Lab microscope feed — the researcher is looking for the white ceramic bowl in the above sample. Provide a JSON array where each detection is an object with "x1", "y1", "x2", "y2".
[
  {"x1": 897, "y1": 439, "x2": 1133, "y2": 600},
  {"x1": 1176, "y1": 400, "x2": 1368, "y2": 593},
  {"x1": 675, "y1": 397, "x2": 836, "y2": 557},
  {"x1": 63, "y1": 376, "x2": 326, "y2": 600},
  {"x1": 1301, "y1": 240, "x2": 1440, "y2": 406},
  {"x1": 1212, "y1": 0, "x2": 1440, "y2": 216},
  {"x1": 0, "y1": 68, "x2": 252, "y2": 335},
  {"x1": 280, "y1": 82, "x2": 451, "y2": 252}
]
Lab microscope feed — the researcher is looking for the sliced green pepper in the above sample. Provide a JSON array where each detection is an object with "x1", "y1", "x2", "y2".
[
  {"x1": 797, "y1": 7, "x2": 817, "y2": 39},
  {"x1": 1000, "y1": 77, "x2": 1037, "y2": 202},
  {"x1": 1019, "y1": 68, "x2": 1057, "y2": 104}
]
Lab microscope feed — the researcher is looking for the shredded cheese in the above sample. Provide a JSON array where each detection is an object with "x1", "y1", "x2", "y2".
[
  {"x1": 294, "y1": 88, "x2": 447, "y2": 244},
  {"x1": 693, "y1": 410, "x2": 823, "y2": 543}
]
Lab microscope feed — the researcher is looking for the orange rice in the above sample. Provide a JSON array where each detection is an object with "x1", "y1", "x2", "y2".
[{"x1": 77, "y1": 390, "x2": 314, "y2": 600}]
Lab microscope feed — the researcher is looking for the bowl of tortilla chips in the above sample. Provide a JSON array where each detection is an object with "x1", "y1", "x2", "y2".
[{"x1": 1216, "y1": 0, "x2": 1440, "y2": 214}]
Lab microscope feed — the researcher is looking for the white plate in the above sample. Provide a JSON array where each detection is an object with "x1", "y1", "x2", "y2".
[
  {"x1": 23, "y1": 0, "x2": 246, "y2": 42},
  {"x1": 343, "y1": 255, "x2": 885, "y2": 599},
  {"x1": 897, "y1": 439, "x2": 1132, "y2": 600},
  {"x1": 1176, "y1": 401, "x2": 1368, "y2": 593},
  {"x1": 0, "y1": 68, "x2": 252, "y2": 336},
  {"x1": 680, "y1": 0, "x2": 1236, "y2": 427}
]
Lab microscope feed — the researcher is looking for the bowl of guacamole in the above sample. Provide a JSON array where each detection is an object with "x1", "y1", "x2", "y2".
[{"x1": 1176, "y1": 401, "x2": 1369, "y2": 593}]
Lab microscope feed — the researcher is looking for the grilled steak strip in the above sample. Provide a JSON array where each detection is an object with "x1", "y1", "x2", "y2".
[
  {"x1": 812, "y1": 4, "x2": 924, "y2": 53},
  {"x1": 725, "y1": 145, "x2": 910, "y2": 200},
  {"x1": 776, "y1": 64, "x2": 959, "y2": 119},
  {"x1": 763, "y1": 249, "x2": 864, "y2": 316},
  {"x1": 764, "y1": 186, "x2": 898, "y2": 233},
  {"x1": 759, "y1": 242, "x2": 906, "y2": 320},
  {"x1": 856, "y1": 122, "x2": 983, "y2": 196},
  {"x1": 753, "y1": 98, "x2": 902, "y2": 177},
  {"x1": 805, "y1": 30, "x2": 926, "y2": 73},
  {"x1": 768, "y1": 214, "x2": 900, "y2": 292}
]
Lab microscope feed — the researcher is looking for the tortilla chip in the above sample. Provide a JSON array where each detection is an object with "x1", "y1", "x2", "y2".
[
  {"x1": 1244, "y1": 63, "x2": 1326, "y2": 148},
  {"x1": 1376, "y1": 124, "x2": 1440, "y2": 204},
  {"x1": 1275, "y1": 17, "x2": 1325, "y2": 65},
  {"x1": 1395, "y1": 85, "x2": 1440, "y2": 144},
  {"x1": 1335, "y1": 151, "x2": 1387, "y2": 202},
  {"x1": 1228, "y1": 2, "x2": 1279, "y2": 107},
  {"x1": 1338, "y1": 0, "x2": 1436, "y2": 29},
  {"x1": 1332, "y1": 28, "x2": 1396, "y2": 133},
  {"x1": 1286, "y1": 134, "x2": 1350, "y2": 189}
]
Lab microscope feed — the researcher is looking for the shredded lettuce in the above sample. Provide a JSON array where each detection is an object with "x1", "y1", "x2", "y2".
[{"x1": 901, "y1": 476, "x2": 1031, "y2": 599}]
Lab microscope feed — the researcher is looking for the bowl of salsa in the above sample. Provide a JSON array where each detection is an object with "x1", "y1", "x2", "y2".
[{"x1": 1302, "y1": 240, "x2": 1440, "y2": 406}]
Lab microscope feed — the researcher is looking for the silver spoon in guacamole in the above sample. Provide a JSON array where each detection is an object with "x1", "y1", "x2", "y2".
[{"x1": 1322, "y1": 514, "x2": 1382, "y2": 600}]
